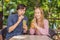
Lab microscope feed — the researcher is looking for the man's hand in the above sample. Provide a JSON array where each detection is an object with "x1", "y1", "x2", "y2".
[
  {"x1": 23, "y1": 24, "x2": 28, "y2": 33},
  {"x1": 18, "y1": 15, "x2": 24, "y2": 22},
  {"x1": 23, "y1": 20, "x2": 28, "y2": 33},
  {"x1": 23, "y1": 24, "x2": 28, "y2": 30}
]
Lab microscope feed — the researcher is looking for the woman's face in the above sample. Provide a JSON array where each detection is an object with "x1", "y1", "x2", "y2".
[{"x1": 34, "y1": 8, "x2": 42, "y2": 19}]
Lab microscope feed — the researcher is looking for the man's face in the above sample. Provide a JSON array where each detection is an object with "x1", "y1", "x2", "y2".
[{"x1": 17, "y1": 8, "x2": 26, "y2": 16}]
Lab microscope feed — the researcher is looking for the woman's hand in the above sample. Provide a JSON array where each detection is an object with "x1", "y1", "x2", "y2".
[{"x1": 33, "y1": 22, "x2": 40, "y2": 30}]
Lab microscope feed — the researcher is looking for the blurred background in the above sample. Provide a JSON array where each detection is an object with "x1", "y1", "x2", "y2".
[
  {"x1": 2, "y1": 0, "x2": 60, "y2": 29},
  {"x1": 0, "y1": 0, "x2": 2, "y2": 29},
  {"x1": 0, "y1": 0, "x2": 60, "y2": 30},
  {"x1": 0, "y1": 0, "x2": 59, "y2": 39}
]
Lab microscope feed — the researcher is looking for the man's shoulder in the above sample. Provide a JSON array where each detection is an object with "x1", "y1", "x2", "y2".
[{"x1": 8, "y1": 14, "x2": 18, "y2": 18}]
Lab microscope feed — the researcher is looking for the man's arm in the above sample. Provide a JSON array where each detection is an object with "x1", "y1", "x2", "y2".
[
  {"x1": 8, "y1": 15, "x2": 24, "y2": 33},
  {"x1": 8, "y1": 20, "x2": 21, "y2": 33}
]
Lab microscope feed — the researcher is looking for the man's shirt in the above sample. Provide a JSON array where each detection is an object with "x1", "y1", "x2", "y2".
[{"x1": 6, "y1": 14, "x2": 28, "y2": 40}]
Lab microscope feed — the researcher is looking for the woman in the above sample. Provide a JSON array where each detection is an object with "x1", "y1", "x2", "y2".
[{"x1": 29, "y1": 7, "x2": 49, "y2": 36}]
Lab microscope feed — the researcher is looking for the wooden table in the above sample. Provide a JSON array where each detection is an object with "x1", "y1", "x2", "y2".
[{"x1": 10, "y1": 35, "x2": 52, "y2": 40}]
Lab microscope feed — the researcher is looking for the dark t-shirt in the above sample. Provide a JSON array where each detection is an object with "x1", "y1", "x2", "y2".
[{"x1": 6, "y1": 14, "x2": 28, "y2": 40}]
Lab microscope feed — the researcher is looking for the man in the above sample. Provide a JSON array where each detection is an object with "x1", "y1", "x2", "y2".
[{"x1": 6, "y1": 4, "x2": 28, "y2": 40}]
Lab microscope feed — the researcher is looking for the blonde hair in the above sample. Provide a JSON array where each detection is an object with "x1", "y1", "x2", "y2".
[{"x1": 34, "y1": 7, "x2": 44, "y2": 28}]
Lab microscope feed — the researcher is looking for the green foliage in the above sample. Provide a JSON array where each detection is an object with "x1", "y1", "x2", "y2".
[{"x1": 3, "y1": 0, "x2": 60, "y2": 28}]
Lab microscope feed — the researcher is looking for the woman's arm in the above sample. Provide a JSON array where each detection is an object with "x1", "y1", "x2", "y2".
[
  {"x1": 34, "y1": 19, "x2": 49, "y2": 35},
  {"x1": 39, "y1": 20, "x2": 49, "y2": 35},
  {"x1": 29, "y1": 28, "x2": 35, "y2": 35}
]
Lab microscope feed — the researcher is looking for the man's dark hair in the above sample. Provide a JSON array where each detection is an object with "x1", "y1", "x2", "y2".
[{"x1": 17, "y1": 4, "x2": 27, "y2": 10}]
